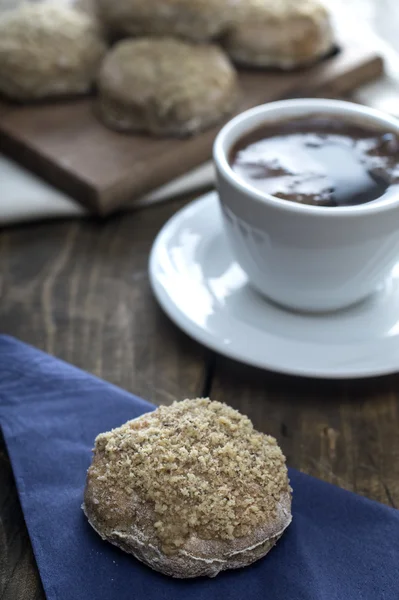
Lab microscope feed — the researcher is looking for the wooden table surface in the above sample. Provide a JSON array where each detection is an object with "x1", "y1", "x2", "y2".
[{"x1": 1, "y1": 195, "x2": 399, "y2": 598}]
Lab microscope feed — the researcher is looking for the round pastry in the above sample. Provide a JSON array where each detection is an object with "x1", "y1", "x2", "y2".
[
  {"x1": 223, "y1": 0, "x2": 335, "y2": 69},
  {"x1": 83, "y1": 398, "x2": 292, "y2": 578},
  {"x1": 0, "y1": 1, "x2": 98, "y2": 19},
  {"x1": 96, "y1": 38, "x2": 238, "y2": 137},
  {"x1": 0, "y1": 2, "x2": 106, "y2": 101},
  {"x1": 96, "y1": 0, "x2": 234, "y2": 42}
]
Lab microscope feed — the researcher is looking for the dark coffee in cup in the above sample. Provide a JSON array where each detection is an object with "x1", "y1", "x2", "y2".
[{"x1": 229, "y1": 115, "x2": 399, "y2": 207}]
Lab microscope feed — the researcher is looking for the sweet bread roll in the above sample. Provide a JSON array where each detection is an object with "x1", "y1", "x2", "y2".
[
  {"x1": 223, "y1": 0, "x2": 335, "y2": 69},
  {"x1": 0, "y1": 2, "x2": 106, "y2": 101},
  {"x1": 83, "y1": 398, "x2": 292, "y2": 578},
  {"x1": 96, "y1": 0, "x2": 233, "y2": 42},
  {"x1": 96, "y1": 38, "x2": 238, "y2": 137}
]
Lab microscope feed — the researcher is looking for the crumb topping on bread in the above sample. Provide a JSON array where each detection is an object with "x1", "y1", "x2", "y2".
[
  {"x1": 0, "y1": 2, "x2": 100, "y2": 52},
  {"x1": 88, "y1": 399, "x2": 289, "y2": 554},
  {"x1": 0, "y1": 1, "x2": 105, "y2": 100}
]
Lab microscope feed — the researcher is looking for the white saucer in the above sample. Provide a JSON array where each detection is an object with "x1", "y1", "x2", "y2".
[{"x1": 149, "y1": 192, "x2": 399, "y2": 379}]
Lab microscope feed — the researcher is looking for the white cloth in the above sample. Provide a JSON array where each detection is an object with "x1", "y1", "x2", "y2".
[
  {"x1": 1, "y1": 0, "x2": 399, "y2": 226},
  {"x1": 0, "y1": 159, "x2": 215, "y2": 225}
]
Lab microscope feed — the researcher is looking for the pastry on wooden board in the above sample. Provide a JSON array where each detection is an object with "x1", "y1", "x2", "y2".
[
  {"x1": 83, "y1": 398, "x2": 292, "y2": 578},
  {"x1": 96, "y1": 0, "x2": 235, "y2": 42},
  {"x1": 96, "y1": 38, "x2": 239, "y2": 137},
  {"x1": 0, "y1": 0, "x2": 96, "y2": 13},
  {"x1": 223, "y1": 0, "x2": 335, "y2": 69},
  {"x1": 0, "y1": 2, "x2": 106, "y2": 101}
]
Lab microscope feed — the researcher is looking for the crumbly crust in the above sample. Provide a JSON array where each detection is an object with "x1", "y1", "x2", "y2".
[
  {"x1": 83, "y1": 398, "x2": 292, "y2": 577},
  {"x1": 223, "y1": 0, "x2": 335, "y2": 69},
  {"x1": 97, "y1": 0, "x2": 237, "y2": 42},
  {"x1": 97, "y1": 38, "x2": 238, "y2": 136},
  {"x1": 0, "y1": 2, "x2": 106, "y2": 101}
]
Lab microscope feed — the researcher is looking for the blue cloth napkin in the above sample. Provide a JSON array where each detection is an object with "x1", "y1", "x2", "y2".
[{"x1": 0, "y1": 335, "x2": 398, "y2": 600}]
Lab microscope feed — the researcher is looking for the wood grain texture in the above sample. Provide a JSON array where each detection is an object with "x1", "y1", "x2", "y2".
[
  {"x1": 0, "y1": 197, "x2": 207, "y2": 403},
  {"x1": 1, "y1": 196, "x2": 399, "y2": 597},
  {"x1": 0, "y1": 197, "x2": 209, "y2": 600},
  {"x1": 0, "y1": 37, "x2": 383, "y2": 215},
  {"x1": 209, "y1": 357, "x2": 399, "y2": 506}
]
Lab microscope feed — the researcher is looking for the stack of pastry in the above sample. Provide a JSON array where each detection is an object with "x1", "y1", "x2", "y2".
[{"x1": 0, "y1": 0, "x2": 335, "y2": 136}]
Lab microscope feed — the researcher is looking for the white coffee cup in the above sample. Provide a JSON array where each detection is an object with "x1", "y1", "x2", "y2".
[{"x1": 214, "y1": 98, "x2": 399, "y2": 312}]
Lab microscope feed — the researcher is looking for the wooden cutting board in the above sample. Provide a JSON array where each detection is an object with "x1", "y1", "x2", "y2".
[{"x1": 0, "y1": 34, "x2": 383, "y2": 215}]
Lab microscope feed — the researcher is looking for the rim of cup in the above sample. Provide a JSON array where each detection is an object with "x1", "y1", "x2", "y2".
[{"x1": 213, "y1": 98, "x2": 399, "y2": 220}]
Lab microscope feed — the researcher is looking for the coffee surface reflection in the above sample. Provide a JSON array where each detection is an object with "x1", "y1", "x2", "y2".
[{"x1": 230, "y1": 115, "x2": 399, "y2": 207}]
